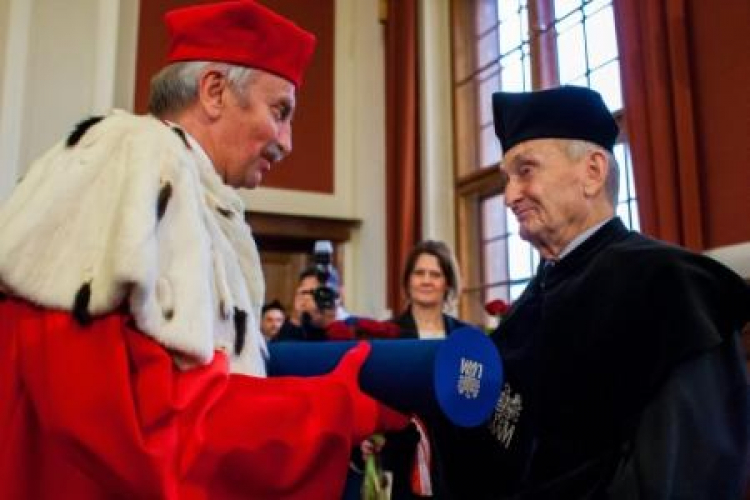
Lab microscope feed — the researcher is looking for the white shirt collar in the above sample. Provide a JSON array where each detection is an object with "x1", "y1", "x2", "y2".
[{"x1": 556, "y1": 217, "x2": 613, "y2": 261}]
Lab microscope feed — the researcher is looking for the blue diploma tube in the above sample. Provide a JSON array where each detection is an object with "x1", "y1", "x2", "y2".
[{"x1": 267, "y1": 326, "x2": 503, "y2": 427}]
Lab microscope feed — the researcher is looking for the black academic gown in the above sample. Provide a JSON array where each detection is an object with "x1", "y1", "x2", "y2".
[{"x1": 436, "y1": 217, "x2": 749, "y2": 499}]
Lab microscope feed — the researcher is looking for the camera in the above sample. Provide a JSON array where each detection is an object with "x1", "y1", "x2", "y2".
[{"x1": 312, "y1": 240, "x2": 340, "y2": 311}]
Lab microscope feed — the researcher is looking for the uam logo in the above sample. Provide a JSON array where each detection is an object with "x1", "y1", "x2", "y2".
[{"x1": 457, "y1": 357, "x2": 483, "y2": 399}]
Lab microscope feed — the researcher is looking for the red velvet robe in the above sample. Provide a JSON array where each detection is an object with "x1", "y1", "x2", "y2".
[{"x1": 0, "y1": 298, "x2": 398, "y2": 499}]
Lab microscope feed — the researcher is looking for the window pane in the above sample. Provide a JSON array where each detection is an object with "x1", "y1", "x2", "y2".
[
  {"x1": 480, "y1": 123, "x2": 502, "y2": 167},
  {"x1": 613, "y1": 143, "x2": 640, "y2": 231},
  {"x1": 482, "y1": 195, "x2": 506, "y2": 239},
  {"x1": 520, "y1": 4, "x2": 530, "y2": 42},
  {"x1": 500, "y1": 47, "x2": 530, "y2": 91},
  {"x1": 554, "y1": 0, "x2": 581, "y2": 20},
  {"x1": 531, "y1": 248, "x2": 540, "y2": 269},
  {"x1": 525, "y1": 46, "x2": 532, "y2": 88},
  {"x1": 510, "y1": 282, "x2": 529, "y2": 301},
  {"x1": 499, "y1": 13, "x2": 522, "y2": 55},
  {"x1": 613, "y1": 143, "x2": 630, "y2": 202},
  {"x1": 498, "y1": 0, "x2": 519, "y2": 22},
  {"x1": 477, "y1": 0, "x2": 498, "y2": 34},
  {"x1": 454, "y1": 79, "x2": 480, "y2": 175},
  {"x1": 584, "y1": 0, "x2": 611, "y2": 17},
  {"x1": 629, "y1": 200, "x2": 641, "y2": 232},
  {"x1": 617, "y1": 153, "x2": 629, "y2": 204},
  {"x1": 616, "y1": 203, "x2": 631, "y2": 226},
  {"x1": 589, "y1": 60, "x2": 622, "y2": 111},
  {"x1": 478, "y1": 68, "x2": 500, "y2": 126},
  {"x1": 585, "y1": 5, "x2": 618, "y2": 69},
  {"x1": 505, "y1": 206, "x2": 519, "y2": 234},
  {"x1": 557, "y1": 7, "x2": 583, "y2": 31},
  {"x1": 557, "y1": 18, "x2": 586, "y2": 84},
  {"x1": 487, "y1": 285, "x2": 510, "y2": 304},
  {"x1": 497, "y1": 1, "x2": 529, "y2": 54},
  {"x1": 568, "y1": 74, "x2": 588, "y2": 87},
  {"x1": 484, "y1": 238, "x2": 508, "y2": 286},
  {"x1": 507, "y1": 233, "x2": 534, "y2": 279},
  {"x1": 624, "y1": 147, "x2": 637, "y2": 198},
  {"x1": 478, "y1": 27, "x2": 500, "y2": 68}
]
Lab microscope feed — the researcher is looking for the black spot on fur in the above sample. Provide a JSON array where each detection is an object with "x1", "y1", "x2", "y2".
[
  {"x1": 73, "y1": 281, "x2": 92, "y2": 326},
  {"x1": 217, "y1": 207, "x2": 232, "y2": 218},
  {"x1": 163, "y1": 308, "x2": 174, "y2": 321},
  {"x1": 157, "y1": 182, "x2": 172, "y2": 221},
  {"x1": 171, "y1": 127, "x2": 192, "y2": 150},
  {"x1": 66, "y1": 116, "x2": 105, "y2": 147},
  {"x1": 233, "y1": 307, "x2": 247, "y2": 355}
]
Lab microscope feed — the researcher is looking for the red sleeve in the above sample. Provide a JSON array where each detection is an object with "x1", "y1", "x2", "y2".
[{"x1": 0, "y1": 298, "x2": 397, "y2": 499}]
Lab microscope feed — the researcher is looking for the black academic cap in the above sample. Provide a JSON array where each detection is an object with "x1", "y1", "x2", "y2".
[{"x1": 492, "y1": 86, "x2": 619, "y2": 153}]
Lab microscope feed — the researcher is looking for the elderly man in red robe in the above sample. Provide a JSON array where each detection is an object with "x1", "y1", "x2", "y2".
[{"x1": 0, "y1": 2, "x2": 406, "y2": 498}]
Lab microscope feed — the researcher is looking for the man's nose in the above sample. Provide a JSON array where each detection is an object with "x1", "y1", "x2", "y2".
[
  {"x1": 503, "y1": 176, "x2": 520, "y2": 207},
  {"x1": 278, "y1": 121, "x2": 292, "y2": 156}
]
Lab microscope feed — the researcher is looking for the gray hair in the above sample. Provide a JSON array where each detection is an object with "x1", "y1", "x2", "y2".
[
  {"x1": 563, "y1": 139, "x2": 620, "y2": 206},
  {"x1": 148, "y1": 61, "x2": 258, "y2": 117}
]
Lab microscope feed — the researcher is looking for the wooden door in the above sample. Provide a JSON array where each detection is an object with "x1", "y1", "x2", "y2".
[{"x1": 259, "y1": 250, "x2": 308, "y2": 314}]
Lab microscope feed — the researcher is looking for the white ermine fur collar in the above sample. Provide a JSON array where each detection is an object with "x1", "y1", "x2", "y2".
[{"x1": 0, "y1": 110, "x2": 267, "y2": 376}]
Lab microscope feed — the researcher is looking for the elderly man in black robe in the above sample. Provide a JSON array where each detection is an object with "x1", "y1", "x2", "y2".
[{"x1": 434, "y1": 86, "x2": 749, "y2": 499}]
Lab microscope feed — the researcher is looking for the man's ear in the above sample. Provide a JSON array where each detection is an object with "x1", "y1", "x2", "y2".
[
  {"x1": 197, "y1": 69, "x2": 227, "y2": 119},
  {"x1": 582, "y1": 149, "x2": 608, "y2": 198}
]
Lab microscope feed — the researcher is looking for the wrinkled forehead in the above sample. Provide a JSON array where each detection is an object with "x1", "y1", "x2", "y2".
[
  {"x1": 501, "y1": 138, "x2": 565, "y2": 170},
  {"x1": 245, "y1": 70, "x2": 296, "y2": 101}
]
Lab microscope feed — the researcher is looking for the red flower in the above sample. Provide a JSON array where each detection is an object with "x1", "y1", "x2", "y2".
[
  {"x1": 484, "y1": 299, "x2": 510, "y2": 317},
  {"x1": 354, "y1": 318, "x2": 401, "y2": 339},
  {"x1": 325, "y1": 318, "x2": 402, "y2": 340},
  {"x1": 326, "y1": 320, "x2": 355, "y2": 340}
]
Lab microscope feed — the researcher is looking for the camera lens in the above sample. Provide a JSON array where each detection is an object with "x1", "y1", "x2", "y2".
[{"x1": 313, "y1": 286, "x2": 338, "y2": 310}]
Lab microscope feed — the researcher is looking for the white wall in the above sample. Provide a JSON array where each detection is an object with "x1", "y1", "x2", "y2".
[
  {"x1": 0, "y1": 0, "x2": 139, "y2": 201},
  {"x1": 0, "y1": 0, "x2": 9, "y2": 112},
  {"x1": 21, "y1": 0, "x2": 98, "y2": 171},
  {"x1": 705, "y1": 242, "x2": 750, "y2": 280},
  {"x1": 419, "y1": 0, "x2": 456, "y2": 248},
  {"x1": 0, "y1": 0, "x2": 31, "y2": 201}
]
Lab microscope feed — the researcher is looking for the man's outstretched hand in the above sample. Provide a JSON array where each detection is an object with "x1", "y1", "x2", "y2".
[{"x1": 330, "y1": 341, "x2": 409, "y2": 441}]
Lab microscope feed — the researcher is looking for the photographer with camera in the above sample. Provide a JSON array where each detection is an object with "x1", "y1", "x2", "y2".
[{"x1": 276, "y1": 241, "x2": 347, "y2": 341}]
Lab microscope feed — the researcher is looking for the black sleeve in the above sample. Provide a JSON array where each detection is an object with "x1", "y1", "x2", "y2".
[{"x1": 608, "y1": 332, "x2": 749, "y2": 499}]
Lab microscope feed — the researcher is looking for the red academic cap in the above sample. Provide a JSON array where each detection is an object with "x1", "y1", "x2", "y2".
[{"x1": 164, "y1": 0, "x2": 316, "y2": 88}]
